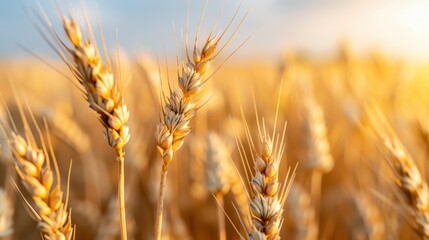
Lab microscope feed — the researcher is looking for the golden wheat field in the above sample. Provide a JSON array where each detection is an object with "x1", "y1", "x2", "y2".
[{"x1": 2, "y1": 1, "x2": 429, "y2": 240}]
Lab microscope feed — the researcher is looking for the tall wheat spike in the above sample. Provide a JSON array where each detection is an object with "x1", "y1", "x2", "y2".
[
  {"x1": 154, "y1": 5, "x2": 244, "y2": 239},
  {"x1": 40, "y1": 10, "x2": 130, "y2": 239}
]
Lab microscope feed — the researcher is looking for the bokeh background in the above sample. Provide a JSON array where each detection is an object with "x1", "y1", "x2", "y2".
[{"x1": 2, "y1": 0, "x2": 429, "y2": 61}]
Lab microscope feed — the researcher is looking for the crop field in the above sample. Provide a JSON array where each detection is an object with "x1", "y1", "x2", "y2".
[{"x1": 0, "y1": 1, "x2": 428, "y2": 240}]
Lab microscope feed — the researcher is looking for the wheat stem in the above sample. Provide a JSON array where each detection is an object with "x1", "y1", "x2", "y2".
[
  {"x1": 310, "y1": 170, "x2": 322, "y2": 213},
  {"x1": 154, "y1": 15, "x2": 231, "y2": 238},
  {"x1": 54, "y1": 16, "x2": 131, "y2": 240},
  {"x1": 117, "y1": 149, "x2": 127, "y2": 240},
  {"x1": 216, "y1": 193, "x2": 226, "y2": 240},
  {"x1": 155, "y1": 168, "x2": 168, "y2": 240}
]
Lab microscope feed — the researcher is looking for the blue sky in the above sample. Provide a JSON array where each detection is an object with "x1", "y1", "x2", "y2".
[{"x1": 2, "y1": 0, "x2": 429, "y2": 61}]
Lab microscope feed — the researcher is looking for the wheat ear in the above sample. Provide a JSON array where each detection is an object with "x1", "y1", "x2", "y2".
[
  {"x1": 302, "y1": 92, "x2": 333, "y2": 240},
  {"x1": 61, "y1": 17, "x2": 130, "y2": 154},
  {"x1": 367, "y1": 107, "x2": 429, "y2": 238},
  {"x1": 2, "y1": 107, "x2": 74, "y2": 240},
  {"x1": 304, "y1": 97, "x2": 333, "y2": 174},
  {"x1": 154, "y1": 35, "x2": 219, "y2": 240},
  {"x1": 236, "y1": 114, "x2": 295, "y2": 240},
  {"x1": 43, "y1": 14, "x2": 130, "y2": 240},
  {"x1": 248, "y1": 133, "x2": 295, "y2": 239},
  {"x1": 154, "y1": 7, "x2": 242, "y2": 238},
  {"x1": 301, "y1": 80, "x2": 333, "y2": 216}
]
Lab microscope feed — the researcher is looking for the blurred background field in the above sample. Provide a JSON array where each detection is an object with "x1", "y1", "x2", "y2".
[{"x1": 1, "y1": 1, "x2": 429, "y2": 240}]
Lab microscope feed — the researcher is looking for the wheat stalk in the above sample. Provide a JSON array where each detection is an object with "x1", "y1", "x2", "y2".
[
  {"x1": 367, "y1": 106, "x2": 429, "y2": 238},
  {"x1": 154, "y1": 33, "x2": 219, "y2": 239},
  {"x1": 2, "y1": 106, "x2": 74, "y2": 240},
  {"x1": 154, "y1": 6, "x2": 243, "y2": 238},
  {"x1": 95, "y1": 135, "x2": 147, "y2": 240},
  {"x1": 40, "y1": 13, "x2": 130, "y2": 239}
]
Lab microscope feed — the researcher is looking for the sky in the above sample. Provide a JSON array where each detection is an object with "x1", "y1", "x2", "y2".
[{"x1": 1, "y1": 0, "x2": 429, "y2": 61}]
